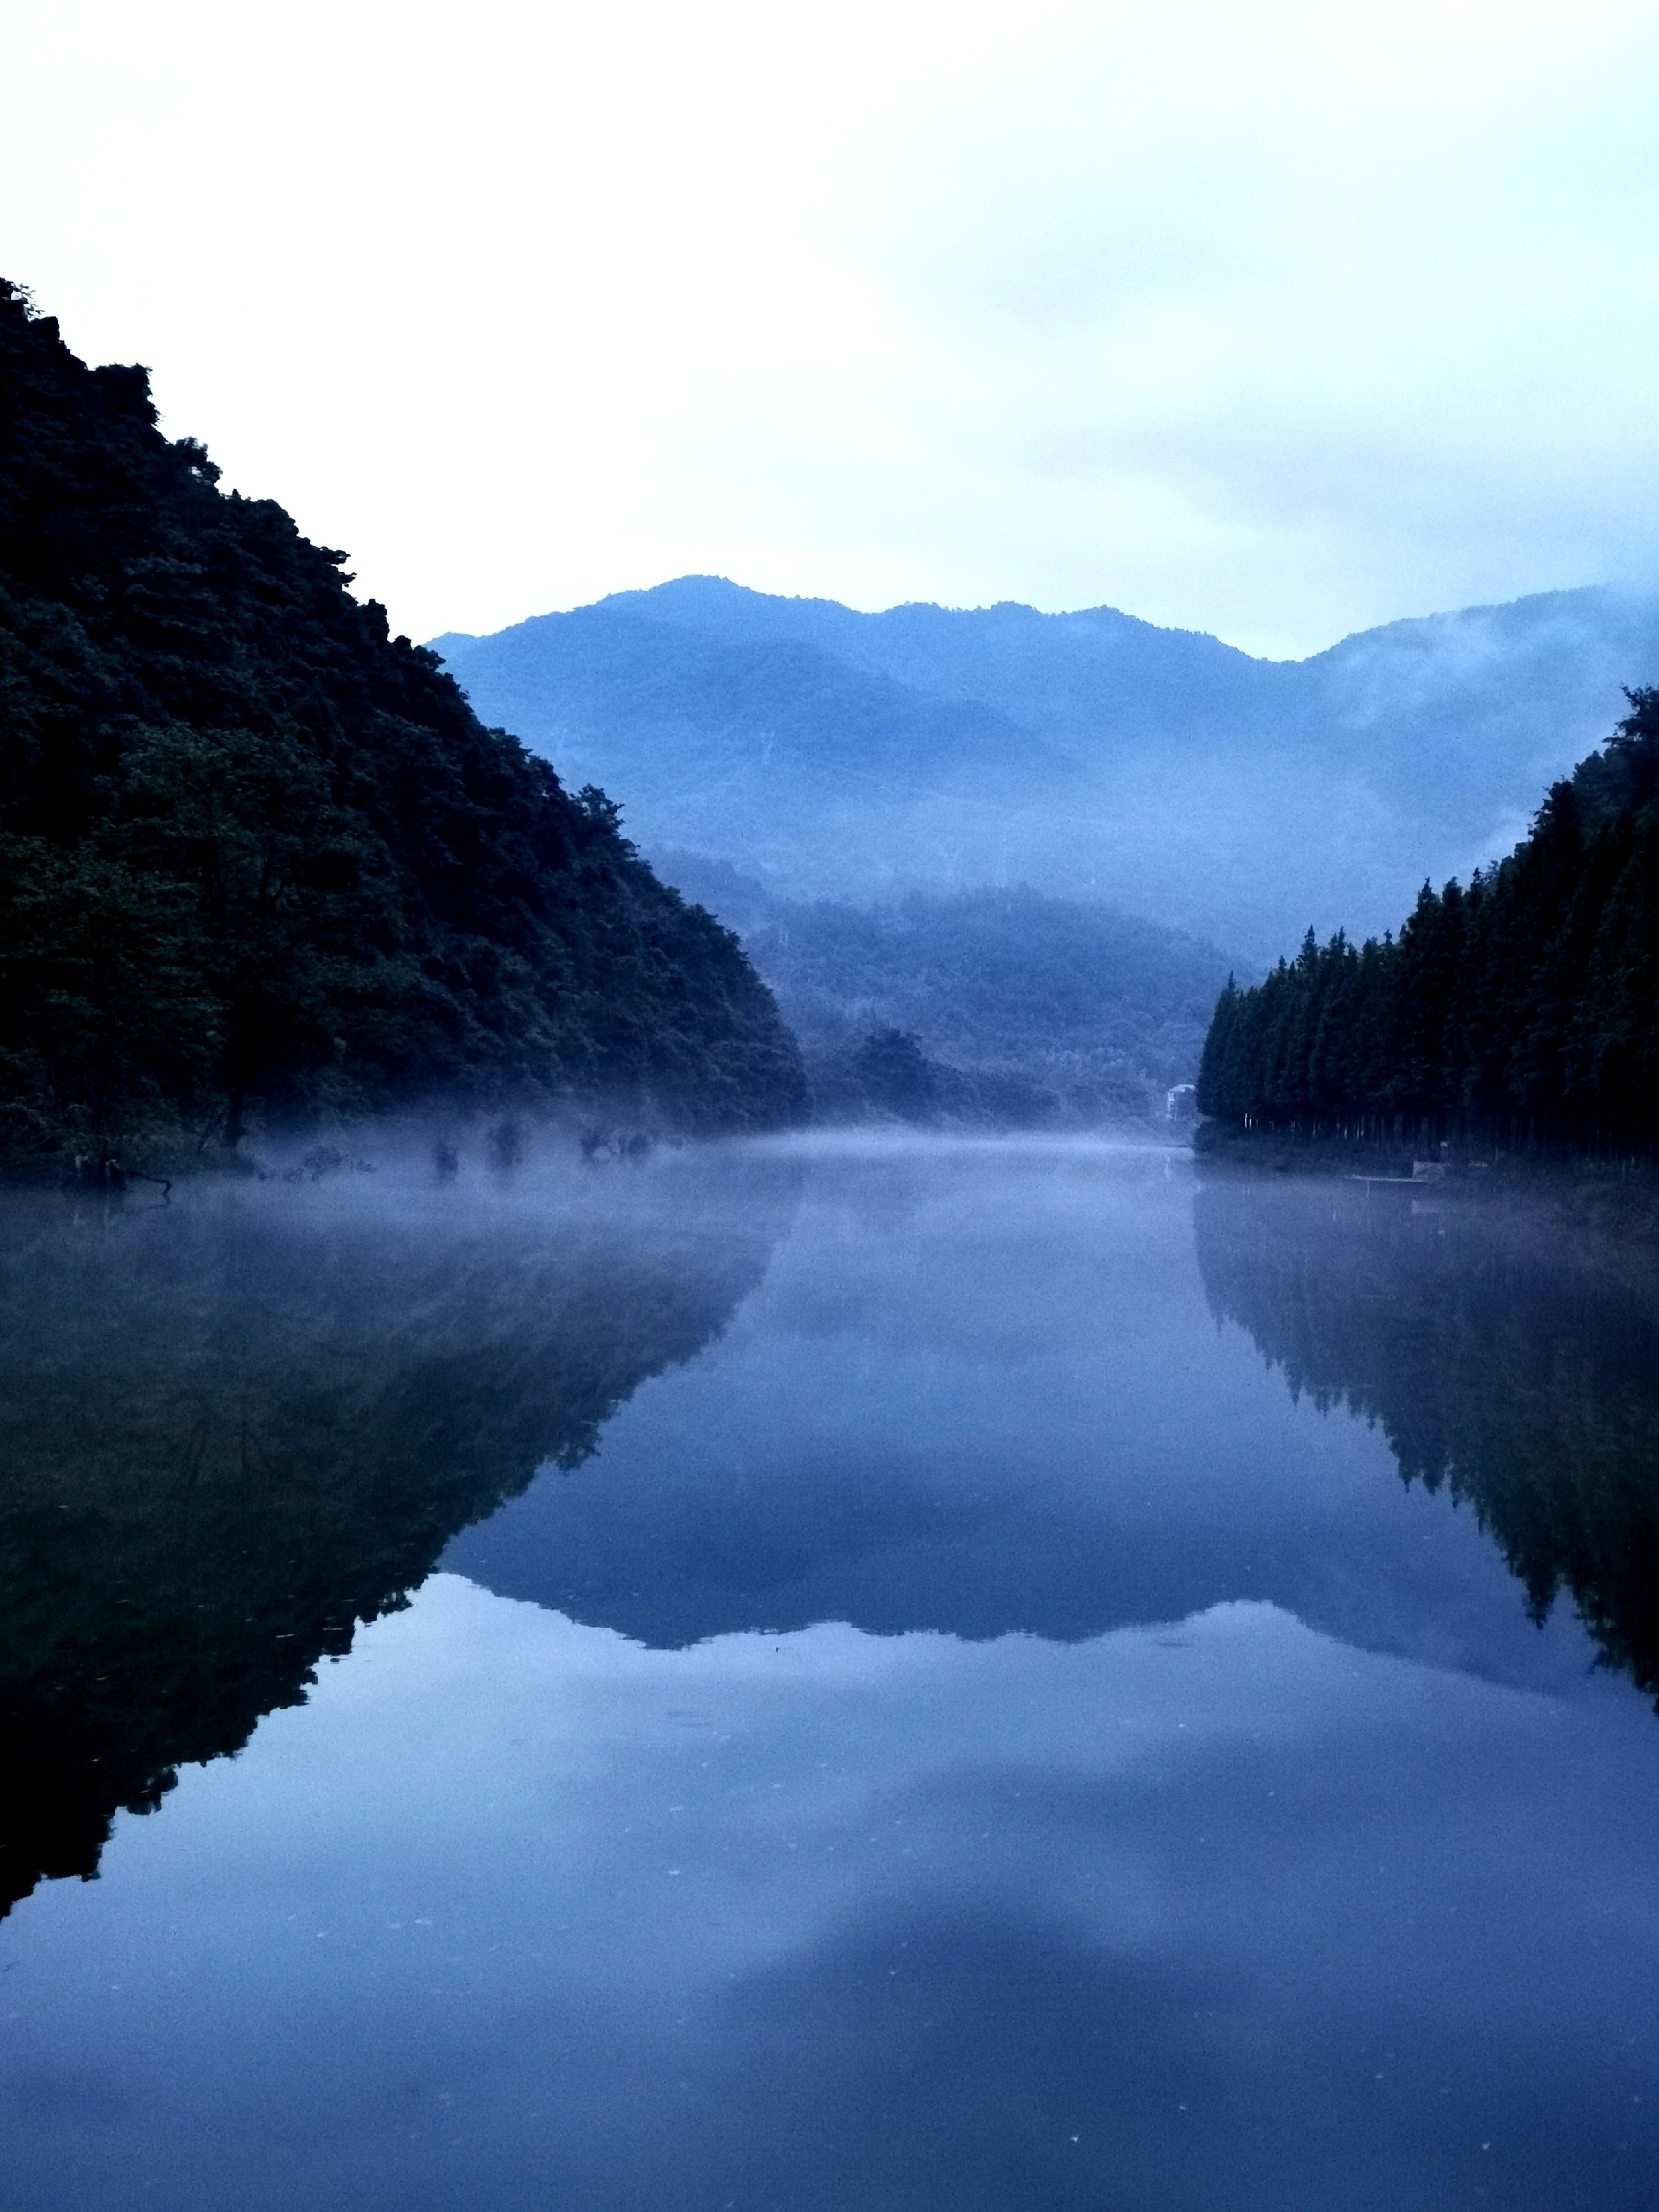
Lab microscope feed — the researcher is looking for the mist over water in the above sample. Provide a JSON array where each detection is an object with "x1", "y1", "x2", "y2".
[
  {"x1": 3, "y1": 1135, "x2": 1658, "y2": 2209},
  {"x1": 0, "y1": 1140, "x2": 800, "y2": 1916}
]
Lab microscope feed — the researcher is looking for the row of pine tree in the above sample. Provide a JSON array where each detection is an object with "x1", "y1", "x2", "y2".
[{"x1": 1197, "y1": 690, "x2": 1659, "y2": 1152}]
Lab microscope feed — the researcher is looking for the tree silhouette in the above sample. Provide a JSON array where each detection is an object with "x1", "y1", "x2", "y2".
[{"x1": 1198, "y1": 693, "x2": 1659, "y2": 1156}]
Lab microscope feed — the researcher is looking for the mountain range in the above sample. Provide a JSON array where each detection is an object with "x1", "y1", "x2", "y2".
[
  {"x1": 656, "y1": 853, "x2": 1231, "y2": 1122},
  {"x1": 433, "y1": 576, "x2": 1659, "y2": 965}
]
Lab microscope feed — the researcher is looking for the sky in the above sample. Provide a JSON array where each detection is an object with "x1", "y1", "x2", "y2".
[{"x1": 5, "y1": 0, "x2": 1659, "y2": 656}]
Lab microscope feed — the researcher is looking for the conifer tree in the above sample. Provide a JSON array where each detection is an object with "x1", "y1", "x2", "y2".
[{"x1": 1196, "y1": 692, "x2": 1659, "y2": 1156}]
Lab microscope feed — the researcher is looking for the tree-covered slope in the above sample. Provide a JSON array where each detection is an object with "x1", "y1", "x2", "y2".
[
  {"x1": 0, "y1": 287, "x2": 804, "y2": 1167},
  {"x1": 429, "y1": 601, "x2": 1092, "y2": 914},
  {"x1": 1197, "y1": 693, "x2": 1659, "y2": 1154},
  {"x1": 658, "y1": 852, "x2": 1232, "y2": 1121},
  {"x1": 433, "y1": 575, "x2": 1659, "y2": 961}
]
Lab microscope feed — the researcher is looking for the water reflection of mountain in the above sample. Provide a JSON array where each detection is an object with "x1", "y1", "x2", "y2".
[
  {"x1": 1194, "y1": 1178, "x2": 1659, "y2": 1702},
  {"x1": 0, "y1": 1162, "x2": 791, "y2": 1917}
]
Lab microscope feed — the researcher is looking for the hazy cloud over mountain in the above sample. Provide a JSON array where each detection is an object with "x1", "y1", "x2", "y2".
[
  {"x1": 435, "y1": 577, "x2": 1659, "y2": 960},
  {"x1": 7, "y1": 1, "x2": 1659, "y2": 652}
]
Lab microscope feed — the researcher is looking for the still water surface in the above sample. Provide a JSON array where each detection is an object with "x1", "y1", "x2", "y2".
[{"x1": 2, "y1": 1136, "x2": 1657, "y2": 2208}]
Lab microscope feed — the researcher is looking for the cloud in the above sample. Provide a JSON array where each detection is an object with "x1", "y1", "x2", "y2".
[
  {"x1": 7, "y1": 1580, "x2": 1659, "y2": 2204},
  {"x1": 4, "y1": 1, "x2": 1659, "y2": 648}
]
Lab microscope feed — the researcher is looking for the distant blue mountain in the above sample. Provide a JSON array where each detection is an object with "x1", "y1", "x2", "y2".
[
  {"x1": 432, "y1": 577, "x2": 1659, "y2": 962},
  {"x1": 647, "y1": 853, "x2": 1233, "y2": 1120}
]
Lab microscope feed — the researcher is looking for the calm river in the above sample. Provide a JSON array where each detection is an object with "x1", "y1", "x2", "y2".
[{"x1": 2, "y1": 1135, "x2": 1656, "y2": 2209}]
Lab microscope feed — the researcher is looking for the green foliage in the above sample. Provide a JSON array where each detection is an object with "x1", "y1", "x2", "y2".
[
  {"x1": 1197, "y1": 690, "x2": 1659, "y2": 1154},
  {"x1": 0, "y1": 283, "x2": 805, "y2": 1165},
  {"x1": 0, "y1": 833, "x2": 206, "y2": 1149},
  {"x1": 853, "y1": 1027, "x2": 938, "y2": 1121}
]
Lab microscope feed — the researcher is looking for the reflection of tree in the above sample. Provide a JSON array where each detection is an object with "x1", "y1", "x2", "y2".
[
  {"x1": 0, "y1": 1165, "x2": 791, "y2": 1916},
  {"x1": 1194, "y1": 1179, "x2": 1659, "y2": 1703}
]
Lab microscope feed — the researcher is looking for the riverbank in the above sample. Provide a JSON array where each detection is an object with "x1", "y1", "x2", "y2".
[{"x1": 1192, "y1": 1118, "x2": 1659, "y2": 1240}]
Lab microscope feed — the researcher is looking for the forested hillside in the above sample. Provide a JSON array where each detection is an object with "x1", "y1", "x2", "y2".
[
  {"x1": 1197, "y1": 692, "x2": 1659, "y2": 1153},
  {"x1": 433, "y1": 575, "x2": 1659, "y2": 960},
  {"x1": 0, "y1": 286, "x2": 804, "y2": 1169},
  {"x1": 658, "y1": 853, "x2": 1231, "y2": 1123}
]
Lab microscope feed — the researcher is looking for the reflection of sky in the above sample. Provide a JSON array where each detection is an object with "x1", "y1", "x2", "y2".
[
  {"x1": 4, "y1": 1576, "x2": 1658, "y2": 2210},
  {"x1": 448, "y1": 1142, "x2": 1611, "y2": 1694},
  {"x1": 7, "y1": 1140, "x2": 1659, "y2": 2209}
]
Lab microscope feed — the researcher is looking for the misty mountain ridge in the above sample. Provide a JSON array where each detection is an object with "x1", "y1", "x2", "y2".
[
  {"x1": 433, "y1": 576, "x2": 1659, "y2": 963},
  {"x1": 653, "y1": 853, "x2": 1233, "y2": 1125}
]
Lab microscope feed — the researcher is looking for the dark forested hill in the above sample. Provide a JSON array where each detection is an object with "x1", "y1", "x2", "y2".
[
  {"x1": 0, "y1": 288, "x2": 804, "y2": 1171},
  {"x1": 433, "y1": 575, "x2": 1659, "y2": 961},
  {"x1": 1197, "y1": 692, "x2": 1659, "y2": 1154},
  {"x1": 657, "y1": 852, "x2": 1232, "y2": 1123}
]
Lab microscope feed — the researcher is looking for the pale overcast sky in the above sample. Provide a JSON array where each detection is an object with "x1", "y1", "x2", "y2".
[{"x1": 5, "y1": 0, "x2": 1659, "y2": 655}]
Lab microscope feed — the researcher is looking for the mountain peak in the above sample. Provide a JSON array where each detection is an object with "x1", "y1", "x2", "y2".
[{"x1": 431, "y1": 574, "x2": 1659, "y2": 963}]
